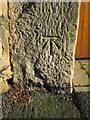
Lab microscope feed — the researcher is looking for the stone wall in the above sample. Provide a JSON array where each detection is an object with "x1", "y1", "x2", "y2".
[
  {"x1": 0, "y1": 1, "x2": 13, "y2": 93},
  {"x1": 0, "y1": 1, "x2": 10, "y2": 119},
  {"x1": 8, "y1": 2, "x2": 80, "y2": 94}
]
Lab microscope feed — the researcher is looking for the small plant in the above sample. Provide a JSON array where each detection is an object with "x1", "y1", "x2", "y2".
[
  {"x1": 0, "y1": 65, "x2": 9, "y2": 72},
  {"x1": 81, "y1": 63, "x2": 90, "y2": 77}
]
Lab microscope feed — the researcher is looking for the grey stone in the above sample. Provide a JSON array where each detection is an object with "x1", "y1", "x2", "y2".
[{"x1": 8, "y1": 2, "x2": 80, "y2": 93}]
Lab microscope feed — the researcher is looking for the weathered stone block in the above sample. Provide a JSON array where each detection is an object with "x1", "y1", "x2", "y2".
[{"x1": 8, "y1": 2, "x2": 80, "y2": 94}]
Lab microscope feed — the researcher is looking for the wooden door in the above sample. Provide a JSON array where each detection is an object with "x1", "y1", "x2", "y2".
[{"x1": 75, "y1": 2, "x2": 89, "y2": 58}]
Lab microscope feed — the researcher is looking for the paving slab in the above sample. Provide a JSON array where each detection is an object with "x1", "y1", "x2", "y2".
[
  {"x1": 79, "y1": 59, "x2": 90, "y2": 72},
  {"x1": 74, "y1": 87, "x2": 90, "y2": 92},
  {"x1": 73, "y1": 59, "x2": 90, "y2": 92}
]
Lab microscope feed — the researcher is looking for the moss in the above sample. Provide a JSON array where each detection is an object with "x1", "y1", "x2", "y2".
[
  {"x1": 27, "y1": 96, "x2": 80, "y2": 118},
  {"x1": 2, "y1": 90, "x2": 81, "y2": 118},
  {"x1": 0, "y1": 65, "x2": 9, "y2": 72}
]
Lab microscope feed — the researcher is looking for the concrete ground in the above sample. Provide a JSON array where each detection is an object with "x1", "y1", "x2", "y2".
[
  {"x1": 73, "y1": 59, "x2": 90, "y2": 92},
  {"x1": 2, "y1": 89, "x2": 90, "y2": 119}
]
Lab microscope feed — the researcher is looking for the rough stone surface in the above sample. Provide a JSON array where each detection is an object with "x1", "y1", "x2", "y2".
[
  {"x1": 8, "y1": 2, "x2": 80, "y2": 93},
  {"x1": 0, "y1": 5, "x2": 12, "y2": 94}
]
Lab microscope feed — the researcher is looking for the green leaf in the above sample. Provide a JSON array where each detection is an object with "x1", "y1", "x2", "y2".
[
  {"x1": 0, "y1": 65, "x2": 9, "y2": 72},
  {"x1": 81, "y1": 63, "x2": 90, "y2": 66},
  {"x1": 80, "y1": 63, "x2": 90, "y2": 77}
]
